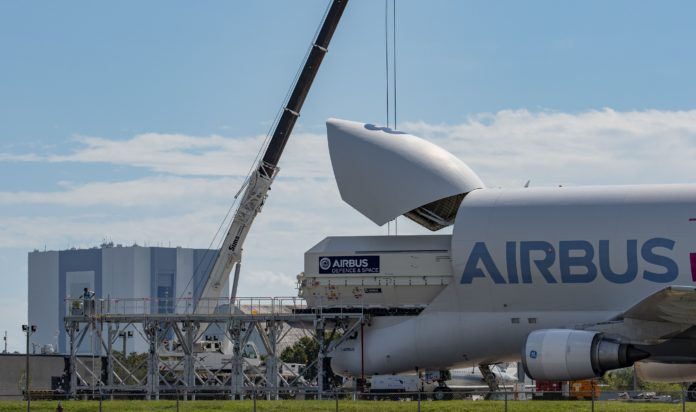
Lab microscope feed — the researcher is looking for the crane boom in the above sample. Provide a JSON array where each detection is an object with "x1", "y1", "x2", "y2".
[{"x1": 196, "y1": 0, "x2": 349, "y2": 311}]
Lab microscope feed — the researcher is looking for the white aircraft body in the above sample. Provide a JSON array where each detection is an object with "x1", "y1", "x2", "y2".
[{"x1": 312, "y1": 118, "x2": 696, "y2": 384}]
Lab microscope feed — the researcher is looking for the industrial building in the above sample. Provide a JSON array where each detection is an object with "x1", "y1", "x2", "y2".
[{"x1": 27, "y1": 243, "x2": 220, "y2": 354}]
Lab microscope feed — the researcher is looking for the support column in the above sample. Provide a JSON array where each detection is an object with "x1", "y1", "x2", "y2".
[
  {"x1": 145, "y1": 322, "x2": 160, "y2": 400},
  {"x1": 316, "y1": 318, "x2": 325, "y2": 400},
  {"x1": 68, "y1": 322, "x2": 77, "y2": 400},
  {"x1": 479, "y1": 364, "x2": 500, "y2": 396},
  {"x1": 229, "y1": 321, "x2": 244, "y2": 400},
  {"x1": 264, "y1": 321, "x2": 281, "y2": 400},
  {"x1": 183, "y1": 321, "x2": 197, "y2": 400},
  {"x1": 106, "y1": 326, "x2": 114, "y2": 394}
]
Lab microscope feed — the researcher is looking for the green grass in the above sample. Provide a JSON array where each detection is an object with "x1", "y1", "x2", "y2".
[{"x1": 1, "y1": 400, "x2": 696, "y2": 412}]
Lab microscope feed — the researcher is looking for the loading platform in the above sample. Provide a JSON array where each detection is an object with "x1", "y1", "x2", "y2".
[{"x1": 63, "y1": 297, "x2": 368, "y2": 400}]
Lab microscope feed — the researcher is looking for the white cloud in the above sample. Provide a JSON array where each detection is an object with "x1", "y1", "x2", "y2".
[
  {"x1": 0, "y1": 176, "x2": 243, "y2": 207},
  {"x1": 403, "y1": 108, "x2": 696, "y2": 186},
  {"x1": 51, "y1": 133, "x2": 266, "y2": 176},
  {"x1": 239, "y1": 269, "x2": 299, "y2": 294},
  {"x1": 0, "y1": 153, "x2": 41, "y2": 162},
  {"x1": 5, "y1": 108, "x2": 696, "y2": 186},
  {"x1": 0, "y1": 131, "x2": 333, "y2": 178}
]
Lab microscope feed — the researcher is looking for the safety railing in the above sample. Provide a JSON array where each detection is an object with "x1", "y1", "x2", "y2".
[
  {"x1": 64, "y1": 297, "x2": 309, "y2": 317},
  {"x1": 63, "y1": 296, "x2": 382, "y2": 319}
]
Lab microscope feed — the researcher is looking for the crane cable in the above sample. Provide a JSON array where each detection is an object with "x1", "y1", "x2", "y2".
[
  {"x1": 386, "y1": 0, "x2": 398, "y2": 236},
  {"x1": 384, "y1": 0, "x2": 390, "y2": 130},
  {"x1": 393, "y1": 0, "x2": 398, "y2": 235},
  {"x1": 393, "y1": 0, "x2": 397, "y2": 131}
]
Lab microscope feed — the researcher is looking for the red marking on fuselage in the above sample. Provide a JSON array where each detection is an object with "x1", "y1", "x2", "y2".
[{"x1": 689, "y1": 218, "x2": 696, "y2": 221}]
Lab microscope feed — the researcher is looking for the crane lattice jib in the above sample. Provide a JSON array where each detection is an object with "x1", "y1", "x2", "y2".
[
  {"x1": 195, "y1": 0, "x2": 349, "y2": 312},
  {"x1": 261, "y1": 0, "x2": 348, "y2": 170}
]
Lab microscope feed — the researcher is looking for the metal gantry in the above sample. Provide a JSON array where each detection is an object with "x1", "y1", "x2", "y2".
[{"x1": 63, "y1": 297, "x2": 365, "y2": 400}]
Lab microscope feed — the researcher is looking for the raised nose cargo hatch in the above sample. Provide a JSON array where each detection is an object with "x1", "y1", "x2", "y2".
[{"x1": 326, "y1": 118, "x2": 484, "y2": 230}]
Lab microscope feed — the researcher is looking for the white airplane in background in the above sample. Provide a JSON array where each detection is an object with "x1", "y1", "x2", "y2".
[
  {"x1": 448, "y1": 365, "x2": 519, "y2": 388},
  {"x1": 303, "y1": 118, "x2": 696, "y2": 388}
]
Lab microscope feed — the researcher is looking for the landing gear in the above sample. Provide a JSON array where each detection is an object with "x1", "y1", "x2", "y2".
[
  {"x1": 479, "y1": 364, "x2": 500, "y2": 400},
  {"x1": 433, "y1": 384, "x2": 453, "y2": 401},
  {"x1": 424, "y1": 369, "x2": 453, "y2": 400},
  {"x1": 687, "y1": 382, "x2": 696, "y2": 402}
]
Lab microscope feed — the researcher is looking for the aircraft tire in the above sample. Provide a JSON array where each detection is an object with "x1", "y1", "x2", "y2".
[
  {"x1": 433, "y1": 386, "x2": 453, "y2": 401},
  {"x1": 687, "y1": 383, "x2": 696, "y2": 402}
]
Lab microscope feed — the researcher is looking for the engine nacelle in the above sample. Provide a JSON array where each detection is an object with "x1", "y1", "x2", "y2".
[
  {"x1": 635, "y1": 362, "x2": 696, "y2": 383},
  {"x1": 522, "y1": 329, "x2": 649, "y2": 381}
]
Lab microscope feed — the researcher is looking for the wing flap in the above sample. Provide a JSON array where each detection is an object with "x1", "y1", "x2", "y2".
[{"x1": 622, "y1": 286, "x2": 696, "y2": 324}]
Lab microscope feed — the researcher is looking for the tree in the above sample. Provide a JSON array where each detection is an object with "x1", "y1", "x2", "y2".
[
  {"x1": 281, "y1": 337, "x2": 319, "y2": 380},
  {"x1": 112, "y1": 351, "x2": 148, "y2": 385},
  {"x1": 280, "y1": 333, "x2": 343, "y2": 386},
  {"x1": 602, "y1": 366, "x2": 683, "y2": 395},
  {"x1": 602, "y1": 367, "x2": 636, "y2": 391}
]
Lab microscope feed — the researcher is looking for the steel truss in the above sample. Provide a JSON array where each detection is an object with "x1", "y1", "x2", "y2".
[{"x1": 63, "y1": 297, "x2": 365, "y2": 400}]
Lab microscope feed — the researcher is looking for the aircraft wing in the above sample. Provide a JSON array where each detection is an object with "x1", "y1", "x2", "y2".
[
  {"x1": 621, "y1": 286, "x2": 696, "y2": 325},
  {"x1": 600, "y1": 286, "x2": 696, "y2": 364}
]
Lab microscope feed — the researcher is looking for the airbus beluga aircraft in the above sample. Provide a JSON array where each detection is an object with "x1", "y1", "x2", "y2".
[{"x1": 298, "y1": 118, "x2": 696, "y2": 385}]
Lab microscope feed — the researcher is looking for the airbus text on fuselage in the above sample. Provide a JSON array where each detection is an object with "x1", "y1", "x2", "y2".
[{"x1": 460, "y1": 238, "x2": 678, "y2": 285}]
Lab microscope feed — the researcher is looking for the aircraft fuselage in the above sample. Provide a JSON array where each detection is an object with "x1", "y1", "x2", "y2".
[{"x1": 330, "y1": 184, "x2": 696, "y2": 376}]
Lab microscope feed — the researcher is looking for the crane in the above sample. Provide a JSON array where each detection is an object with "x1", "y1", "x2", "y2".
[{"x1": 195, "y1": 0, "x2": 349, "y2": 312}]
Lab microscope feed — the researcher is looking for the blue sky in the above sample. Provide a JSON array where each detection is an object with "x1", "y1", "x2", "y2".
[{"x1": 2, "y1": 0, "x2": 696, "y2": 351}]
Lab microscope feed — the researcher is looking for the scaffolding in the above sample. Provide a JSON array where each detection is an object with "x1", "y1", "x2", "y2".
[{"x1": 63, "y1": 297, "x2": 366, "y2": 400}]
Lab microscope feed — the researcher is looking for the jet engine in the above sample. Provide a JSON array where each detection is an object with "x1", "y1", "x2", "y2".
[{"x1": 522, "y1": 329, "x2": 649, "y2": 381}]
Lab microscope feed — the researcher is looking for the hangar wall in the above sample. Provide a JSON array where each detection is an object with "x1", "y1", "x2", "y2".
[{"x1": 28, "y1": 244, "x2": 220, "y2": 354}]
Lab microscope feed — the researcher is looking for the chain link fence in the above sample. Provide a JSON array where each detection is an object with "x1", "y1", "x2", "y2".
[{"x1": 2, "y1": 387, "x2": 696, "y2": 411}]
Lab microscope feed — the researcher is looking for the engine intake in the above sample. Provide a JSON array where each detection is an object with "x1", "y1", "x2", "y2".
[{"x1": 522, "y1": 329, "x2": 649, "y2": 381}]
